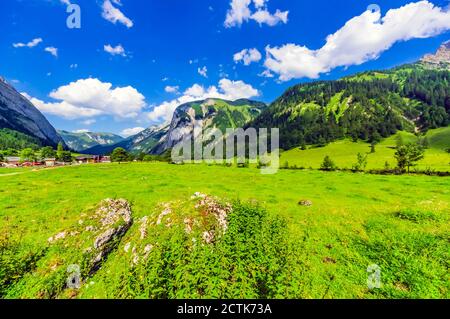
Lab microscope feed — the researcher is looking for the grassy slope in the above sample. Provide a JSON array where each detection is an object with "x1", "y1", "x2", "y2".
[
  {"x1": 0, "y1": 163, "x2": 448, "y2": 298},
  {"x1": 281, "y1": 127, "x2": 450, "y2": 171}
]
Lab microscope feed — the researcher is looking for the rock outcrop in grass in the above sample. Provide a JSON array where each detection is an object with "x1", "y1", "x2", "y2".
[{"x1": 4, "y1": 199, "x2": 133, "y2": 298}]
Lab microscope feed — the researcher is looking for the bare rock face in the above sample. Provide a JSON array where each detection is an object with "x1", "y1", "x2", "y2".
[
  {"x1": 90, "y1": 199, "x2": 133, "y2": 271},
  {"x1": 47, "y1": 199, "x2": 133, "y2": 275},
  {"x1": 0, "y1": 79, "x2": 65, "y2": 148},
  {"x1": 421, "y1": 41, "x2": 450, "y2": 67}
]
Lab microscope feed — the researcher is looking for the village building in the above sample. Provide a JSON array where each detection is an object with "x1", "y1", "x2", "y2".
[
  {"x1": 100, "y1": 156, "x2": 111, "y2": 163},
  {"x1": 44, "y1": 158, "x2": 56, "y2": 167},
  {"x1": 75, "y1": 155, "x2": 106, "y2": 164},
  {"x1": 5, "y1": 157, "x2": 20, "y2": 166}
]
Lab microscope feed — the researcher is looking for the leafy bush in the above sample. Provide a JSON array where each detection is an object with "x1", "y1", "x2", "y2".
[
  {"x1": 0, "y1": 234, "x2": 45, "y2": 297},
  {"x1": 320, "y1": 155, "x2": 337, "y2": 171}
]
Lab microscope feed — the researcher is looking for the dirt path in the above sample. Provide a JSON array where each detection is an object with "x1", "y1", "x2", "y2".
[{"x1": 0, "y1": 166, "x2": 67, "y2": 177}]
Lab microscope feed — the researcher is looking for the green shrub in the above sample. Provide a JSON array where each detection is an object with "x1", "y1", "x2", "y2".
[
  {"x1": 320, "y1": 155, "x2": 337, "y2": 171},
  {"x1": 395, "y1": 208, "x2": 441, "y2": 223}
]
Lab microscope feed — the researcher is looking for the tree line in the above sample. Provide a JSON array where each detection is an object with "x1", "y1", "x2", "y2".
[{"x1": 249, "y1": 66, "x2": 450, "y2": 150}]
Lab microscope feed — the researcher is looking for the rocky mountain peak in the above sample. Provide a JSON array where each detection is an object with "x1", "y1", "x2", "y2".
[
  {"x1": 0, "y1": 78, "x2": 65, "y2": 147},
  {"x1": 421, "y1": 40, "x2": 450, "y2": 66}
]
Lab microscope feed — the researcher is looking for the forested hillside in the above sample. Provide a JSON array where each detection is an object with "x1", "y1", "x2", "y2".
[{"x1": 250, "y1": 64, "x2": 450, "y2": 150}]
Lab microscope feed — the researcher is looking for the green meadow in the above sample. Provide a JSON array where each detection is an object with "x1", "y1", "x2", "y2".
[
  {"x1": 281, "y1": 127, "x2": 450, "y2": 172},
  {"x1": 0, "y1": 162, "x2": 449, "y2": 298}
]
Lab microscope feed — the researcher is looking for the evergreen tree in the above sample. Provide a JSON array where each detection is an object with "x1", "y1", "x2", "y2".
[
  {"x1": 320, "y1": 155, "x2": 337, "y2": 171},
  {"x1": 56, "y1": 142, "x2": 64, "y2": 161},
  {"x1": 395, "y1": 143, "x2": 425, "y2": 173}
]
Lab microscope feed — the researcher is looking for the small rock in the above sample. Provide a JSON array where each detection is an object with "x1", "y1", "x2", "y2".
[
  {"x1": 139, "y1": 216, "x2": 149, "y2": 239},
  {"x1": 184, "y1": 218, "x2": 193, "y2": 234},
  {"x1": 298, "y1": 200, "x2": 313, "y2": 207},
  {"x1": 323, "y1": 257, "x2": 336, "y2": 264},
  {"x1": 156, "y1": 205, "x2": 171, "y2": 225},
  {"x1": 48, "y1": 231, "x2": 67, "y2": 243},
  {"x1": 85, "y1": 226, "x2": 96, "y2": 232},
  {"x1": 202, "y1": 231, "x2": 215, "y2": 244}
]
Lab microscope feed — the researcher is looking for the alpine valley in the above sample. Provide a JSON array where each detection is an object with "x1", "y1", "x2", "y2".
[{"x1": 1, "y1": 41, "x2": 449, "y2": 158}]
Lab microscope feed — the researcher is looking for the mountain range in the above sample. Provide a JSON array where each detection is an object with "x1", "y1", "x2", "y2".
[
  {"x1": 57, "y1": 130, "x2": 124, "y2": 153},
  {"x1": 0, "y1": 40, "x2": 449, "y2": 155},
  {"x1": 84, "y1": 98, "x2": 267, "y2": 155}
]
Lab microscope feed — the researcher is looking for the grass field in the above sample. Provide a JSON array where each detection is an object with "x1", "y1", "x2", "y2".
[
  {"x1": 280, "y1": 127, "x2": 450, "y2": 171},
  {"x1": 0, "y1": 163, "x2": 449, "y2": 299}
]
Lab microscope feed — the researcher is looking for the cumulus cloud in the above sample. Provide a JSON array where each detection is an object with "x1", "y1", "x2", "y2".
[
  {"x1": 120, "y1": 127, "x2": 145, "y2": 137},
  {"x1": 13, "y1": 38, "x2": 42, "y2": 48},
  {"x1": 147, "y1": 79, "x2": 259, "y2": 122},
  {"x1": 101, "y1": 0, "x2": 133, "y2": 28},
  {"x1": 45, "y1": 47, "x2": 58, "y2": 57},
  {"x1": 73, "y1": 129, "x2": 90, "y2": 133},
  {"x1": 165, "y1": 85, "x2": 180, "y2": 94},
  {"x1": 234, "y1": 48, "x2": 262, "y2": 65},
  {"x1": 251, "y1": 8, "x2": 288, "y2": 26},
  {"x1": 198, "y1": 66, "x2": 208, "y2": 78},
  {"x1": 24, "y1": 95, "x2": 103, "y2": 119},
  {"x1": 104, "y1": 44, "x2": 126, "y2": 56},
  {"x1": 264, "y1": 1, "x2": 450, "y2": 81},
  {"x1": 225, "y1": 0, "x2": 289, "y2": 28},
  {"x1": 23, "y1": 78, "x2": 146, "y2": 120}
]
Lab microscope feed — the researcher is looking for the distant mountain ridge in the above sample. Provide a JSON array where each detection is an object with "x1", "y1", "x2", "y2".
[
  {"x1": 0, "y1": 78, "x2": 64, "y2": 148},
  {"x1": 83, "y1": 125, "x2": 170, "y2": 155},
  {"x1": 84, "y1": 98, "x2": 267, "y2": 155},
  {"x1": 421, "y1": 41, "x2": 450, "y2": 67},
  {"x1": 151, "y1": 98, "x2": 267, "y2": 154},
  {"x1": 58, "y1": 130, "x2": 124, "y2": 153}
]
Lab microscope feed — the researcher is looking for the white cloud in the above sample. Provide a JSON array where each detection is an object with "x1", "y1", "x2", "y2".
[
  {"x1": 25, "y1": 95, "x2": 103, "y2": 119},
  {"x1": 23, "y1": 78, "x2": 146, "y2": 120},
  {"x1": 165, "y1": 85, "x2": 180, "y2": 94},
  {"x1": 104, "y1": 44, "x2": 126, "y2": 56},
  {"x1": 147, "y1": 79, "x2": 259, "y2": 122},
  {"x1": 120, "y1": 127, "x2": 145, "y2": 137},
  {"x1": 258, "y1": 69, "x2": 274, "y2": 78},
  {"x1": 81, "y1": 119, "x2": 96, "y2": 125},
  {"x1": 264, "y1": 1, "x2": 450, "y2": 81},
  {"x1": 225, "y1": 0, "x2": 289, "y2": 28},
  {"x1": 70, "y1": 63, "x2": 78, "y2": 69},
  {"x1": 45, "y1": 47, "x2": 58, "y2": 57},
  {"x1": 73, "y1": 129, "x2": 90, "y2": 134},
  {"x1": 198, "y1": 66, "x2": 208, "y2": 78},
  {"x1": 13, "y1": 38, "x2": 42, "y2": 48},
  {"x1": 101, "y1": 0, "x2": 133, "y2": 28},
  {"x1": 251, "y1": 8, "x2": 288, "y2": 26},
  {"x1": 234, "y1": 48, "x2": 262, "y2": 65}
]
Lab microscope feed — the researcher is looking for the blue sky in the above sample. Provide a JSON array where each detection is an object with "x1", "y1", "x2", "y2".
[{"x1": 1, "y1": 0, "x2": 449, "y2": 137}]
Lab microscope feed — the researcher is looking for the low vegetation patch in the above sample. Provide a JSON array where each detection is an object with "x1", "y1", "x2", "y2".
[{"x1": 394, "y1": 208, "x2": 442, "y2": 223}]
